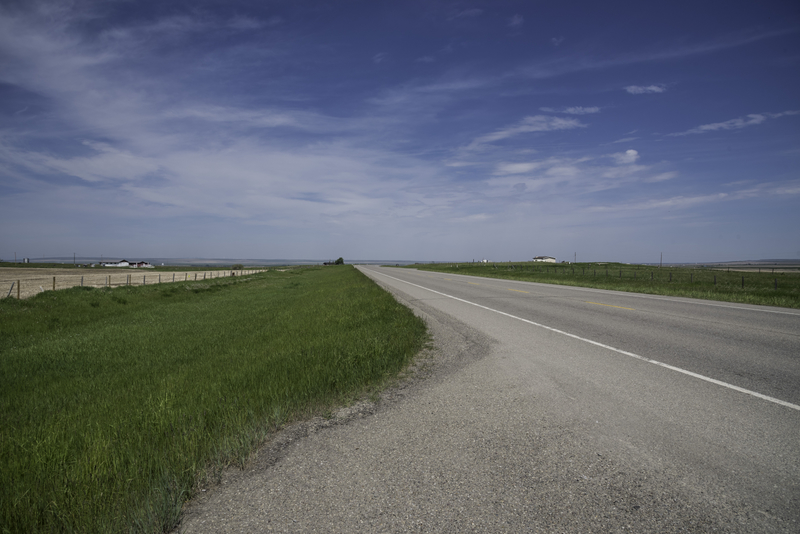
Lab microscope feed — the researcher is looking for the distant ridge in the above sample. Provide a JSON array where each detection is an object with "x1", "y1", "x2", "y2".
[
  {"x1": 6, "y1": 257, "x2": 798, "y2": 266},
  {"x1": 8, "y1": 257, "x2": 422, "y2": 267}
]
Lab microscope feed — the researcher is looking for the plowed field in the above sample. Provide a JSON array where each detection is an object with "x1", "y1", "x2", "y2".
[{"x1": 0, "y1": 268, "x2": 255, "y2": 299}]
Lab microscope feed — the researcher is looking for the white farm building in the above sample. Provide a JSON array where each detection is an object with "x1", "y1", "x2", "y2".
[{"x1": 100, "y1": 260, "x2": 153, "y2": 268}]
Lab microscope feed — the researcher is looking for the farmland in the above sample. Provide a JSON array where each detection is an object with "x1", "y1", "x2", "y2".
[{"x1": 0, "y1": 266, "x2": 262, "y2": 300}]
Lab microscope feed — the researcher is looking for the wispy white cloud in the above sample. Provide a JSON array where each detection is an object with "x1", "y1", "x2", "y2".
[
  {"x1": 484, "y1": 150, "x2": 672, "y2": 206},
  {"x1": 373, "y1": 52, "x2": 387, "y2": 64},
  {"x1": 612, "y1": 136, "x2": 639, "y2": 144},
  {"x1": 625, "y1": 84, "x2": 666, "y2": 94},
  {"x1": 465, "y1": 115, "x2": 586, "y2": 151},
  {"x1": 509, "y1": 14, "x2": 524, "y2": 27},
  {"x1": 564, "y1": 106, "x2": 600, "y2": 115},
  {"x1": 520, "y1": 29, "x2": 795, "y2": 83},
  {"x1": 589, "y1": 193, "x2": 730, "y2": 212},
  {"x1": 494, "y1": 162, "x2": 542, "y2": 175},
  {"x1": 165, "y1": 105, "x2": 348, "y2": 132},
  {"x1": 416, "y1": 55, "x2": 435, "y2": 63},
  {"x1": 668, "y1": 110, "x2": 800, "y2": 136},
  {"x1": 540, "y1": 106, "x2": 600, "y2": 115},
  {"x1": 589, "y1": 179, "x2": 800, "y2": 215},
  {"x1": 645, "y1": 172, "x2": 678, "y2": 183},
  {"x1": 611, "y1": 149, "x2": 639, "y2": 165}
]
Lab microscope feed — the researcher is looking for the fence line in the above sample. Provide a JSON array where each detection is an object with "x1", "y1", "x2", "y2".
[
  {"x1": 2, "y1": 269, "x2": 263, "y2": 300},
  {"x1": 445, "y1": 263, "x2": 790, "y2": 293}
]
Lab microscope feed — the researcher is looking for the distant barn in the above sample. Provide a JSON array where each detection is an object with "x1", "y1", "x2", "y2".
[{"x1": 533, "y1": 256, "x2": 556, "y2": 263}]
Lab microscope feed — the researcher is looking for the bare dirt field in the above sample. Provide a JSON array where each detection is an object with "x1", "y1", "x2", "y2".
[{"x1": 0, "y1": 268, "x2": 258, "y2": 299}]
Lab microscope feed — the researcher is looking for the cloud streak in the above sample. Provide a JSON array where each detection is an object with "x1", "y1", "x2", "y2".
[
  {"x1": 541, "y1": 106, "x2": 600, "y2": 115},
  {"x1": 465, "y1": 115, "x2": 587, "y2": 151},
  {"x1": 625, "y1": 85, "x2": 666, "y2": 94},
  {"x1": 669, "y1": 111, "x2": 800, "y2": 136}
]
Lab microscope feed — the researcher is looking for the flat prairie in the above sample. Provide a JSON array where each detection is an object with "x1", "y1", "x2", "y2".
[{"x1": 0, "y1": 267, "x2": 247, "y2": 299}]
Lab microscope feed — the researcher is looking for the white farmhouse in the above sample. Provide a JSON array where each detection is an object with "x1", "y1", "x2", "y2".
[
  {"x1": 533, "y1": 256, "x2": 556, "y2": 263},
  {"x1": 101, "y1": 260, "x2": 130, "y2": 267}
]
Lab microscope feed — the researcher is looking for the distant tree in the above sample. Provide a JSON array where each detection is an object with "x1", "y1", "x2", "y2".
[
  {"x1": 334, "y1": 257, "x2": 344, "y2": 265},
  {"x1": 232, "y1": 263, "x2": 244, "y2": 270}
]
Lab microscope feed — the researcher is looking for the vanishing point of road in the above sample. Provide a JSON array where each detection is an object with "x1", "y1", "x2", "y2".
[{"x1": 178, "y1": 266, "x2": 799, "y2": 533}]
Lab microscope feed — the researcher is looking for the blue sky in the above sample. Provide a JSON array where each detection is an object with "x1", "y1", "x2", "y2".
[{"x1": 1, "y1": 0, "x2": 798, "y2": 263}]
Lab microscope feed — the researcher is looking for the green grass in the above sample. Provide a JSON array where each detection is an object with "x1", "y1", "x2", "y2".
[
  {"x1": 408, "y1": 262, "x2": 800, "y2": 308},
  {"x1": 0, "y1": 266, "x2": 427, "y2": 533}
]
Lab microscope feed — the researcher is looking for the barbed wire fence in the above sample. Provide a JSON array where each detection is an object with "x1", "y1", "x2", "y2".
[{"x1": 2, "y1": 269, "x2": 264, "y2": 300}]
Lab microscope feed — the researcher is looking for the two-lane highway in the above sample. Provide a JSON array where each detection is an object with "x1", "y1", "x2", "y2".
[
  {"x1": 365, "y1": 266, "x2": 800, "y2": 408},
  {"x1": 178, "y1": 265, "x2": 800, "y2": 533},
  {"x1": 357, "y1": 266, "x2": 800, "y2": 529}
]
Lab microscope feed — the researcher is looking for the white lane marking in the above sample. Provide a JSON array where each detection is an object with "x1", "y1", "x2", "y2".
[
  {"x1": 417, "y1": 269, "x2": 800, "y2": 316},
  {"x1": 365, "y1": 268, "x2": 800, "y2": 412}
]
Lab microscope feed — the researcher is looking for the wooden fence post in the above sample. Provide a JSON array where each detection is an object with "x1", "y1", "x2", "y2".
[
  {"x1": 81, "y1": 276, "x2": 84, "y2": 287},
  {"x1": 53, "y1": 276, "x2": 56, "y2": 291},
  {"x1": 17, "y1": 280, "x2": 20, "y2": 299}
]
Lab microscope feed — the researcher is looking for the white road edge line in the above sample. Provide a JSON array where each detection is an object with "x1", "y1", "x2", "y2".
[{"x1": 364, "y1": 268, "x2": 800, "y2": 412}]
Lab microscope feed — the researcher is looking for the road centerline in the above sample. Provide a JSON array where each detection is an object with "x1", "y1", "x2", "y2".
[
  {"x1": 364, "y1": 268, "x2": 800, "y2": 412},
  {"x1": 586, "y1": 301, "x2": 635, "y2": 310}
]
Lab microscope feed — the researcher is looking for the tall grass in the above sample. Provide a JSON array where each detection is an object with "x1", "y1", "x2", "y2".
[
  {"x1": 410, "y1": 262, "x2": 800, "y2": 308},
  {"x1": 0, "y1": 266, "x2": 427, "y2": 533}
]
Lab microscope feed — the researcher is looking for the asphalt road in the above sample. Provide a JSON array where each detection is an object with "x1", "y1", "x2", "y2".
[{"x1": 177, "y1": 266, "x2": 800, "y2": 533}]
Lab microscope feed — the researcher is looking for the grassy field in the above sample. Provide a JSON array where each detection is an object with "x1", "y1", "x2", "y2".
[
  {"x1": 0, "y1": 266, "x2": 427, "y2": 533},
  {"x1": 408, "y1": 261, "x2": 800, "y2": 309}
]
